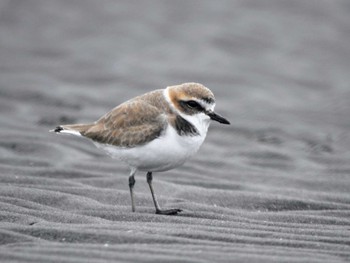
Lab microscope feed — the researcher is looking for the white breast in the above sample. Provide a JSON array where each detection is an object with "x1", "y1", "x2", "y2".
[{"x1": 94, "y1": 117, "x2": 210, "y2": 172}]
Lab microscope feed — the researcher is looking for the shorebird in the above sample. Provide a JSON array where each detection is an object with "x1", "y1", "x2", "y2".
[{"x1": 52, "y1": 83, "x2": 230, "y2": 215}]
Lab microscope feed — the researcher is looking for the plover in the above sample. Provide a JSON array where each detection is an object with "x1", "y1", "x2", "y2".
[{"x1": 52, "y1": 83, "x2": 230, "y2": 215}]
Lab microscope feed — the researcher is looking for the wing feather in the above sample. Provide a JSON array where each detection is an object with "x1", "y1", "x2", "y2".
[{"x1": 81, "y1": 100, "x2": 167, "y2": 147}]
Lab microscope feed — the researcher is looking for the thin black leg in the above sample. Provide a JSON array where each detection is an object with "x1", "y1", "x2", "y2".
[
  {"x1": 129, "y1": 169, "x2": 136, "y2": 212},
  {"x1": 146, "y1": 172, "x2": 182, "y2": 215}
]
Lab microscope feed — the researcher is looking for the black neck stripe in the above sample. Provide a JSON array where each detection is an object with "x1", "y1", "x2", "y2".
[{"x1": 174, "y1": 115, "x2": 199, "y2": 136}]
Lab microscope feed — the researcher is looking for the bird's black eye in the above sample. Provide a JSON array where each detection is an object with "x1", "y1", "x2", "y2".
[{"x1": 186, "y1": 100, "x2": 201, "y2": 109}]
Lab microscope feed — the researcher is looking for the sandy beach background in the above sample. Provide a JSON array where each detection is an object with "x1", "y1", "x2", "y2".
[{"x1": 0, "y1": 0, "x2": 350, "y2": 262}]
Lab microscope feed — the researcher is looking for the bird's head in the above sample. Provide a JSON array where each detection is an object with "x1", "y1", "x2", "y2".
[{"x1": 166, "y1": 82, "x2": 230, "y2": 125}]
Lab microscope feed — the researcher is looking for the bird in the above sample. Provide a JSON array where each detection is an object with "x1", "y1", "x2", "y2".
[{"x1": 51, "y1": 82, "x2": 230, "y2": 215}]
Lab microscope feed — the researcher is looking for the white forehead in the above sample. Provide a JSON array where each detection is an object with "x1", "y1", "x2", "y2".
[{"x1": 196, "y1": 98, "x2": 216, "y2": 111}]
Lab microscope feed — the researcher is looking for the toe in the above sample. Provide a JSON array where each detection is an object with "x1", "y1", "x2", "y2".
[{"x1": 156, "y1": 209, "x2": 182, "y2": 215}]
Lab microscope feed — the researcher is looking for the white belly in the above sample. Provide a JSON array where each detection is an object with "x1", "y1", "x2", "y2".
[{"x1": 94, "y1": 125, "x2": 207, "y2": 172}]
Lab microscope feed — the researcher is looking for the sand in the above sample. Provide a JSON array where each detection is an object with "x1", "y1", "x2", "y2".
[{"x1": 0, "y1": 0, "x2": 350, "y2": 262}]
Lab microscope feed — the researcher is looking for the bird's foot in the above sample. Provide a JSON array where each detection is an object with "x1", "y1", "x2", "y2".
[{"x1": 156, "y1": 208, "x2": 182, "y2": 215}]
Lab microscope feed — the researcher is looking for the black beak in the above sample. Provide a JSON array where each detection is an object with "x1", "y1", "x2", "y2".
[{"x1": 207, "y1": 111, "x2": 230, "y2": 125}]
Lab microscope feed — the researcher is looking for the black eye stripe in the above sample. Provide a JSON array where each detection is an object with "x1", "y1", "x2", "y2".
[
  {"x1": 179, "y1": 100, "x2": 204, "y2": 111},
  {"x1": 187, "y1": 100, "x2": 201, "y2": 108}
]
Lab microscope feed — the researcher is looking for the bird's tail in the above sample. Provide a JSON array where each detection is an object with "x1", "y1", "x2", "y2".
[{"x1": 50, "y1": 123, "x2": 94, "y2": 136}]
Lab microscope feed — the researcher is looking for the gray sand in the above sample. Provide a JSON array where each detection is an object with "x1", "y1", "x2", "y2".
[{"x1": 0, "y1": 0, "x2": 350, "y2": 262}]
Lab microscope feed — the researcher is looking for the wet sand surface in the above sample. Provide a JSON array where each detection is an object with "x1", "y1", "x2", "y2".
[{"x1": 0, "y1": 0, "x2": 350, "y2": 262}]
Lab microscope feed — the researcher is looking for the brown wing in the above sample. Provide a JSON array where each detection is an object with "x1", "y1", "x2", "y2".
[{"x1": 80, "y1": 100, "x2": 168, "y2": 147}]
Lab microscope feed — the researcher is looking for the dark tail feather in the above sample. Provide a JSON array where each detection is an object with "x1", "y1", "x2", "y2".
[
  {"x1": 50, "y1": 123, "x2": 94, "y2": 135},
  {"x1": 52, "y1": 126, "x2": 64, "y2": 133}
]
